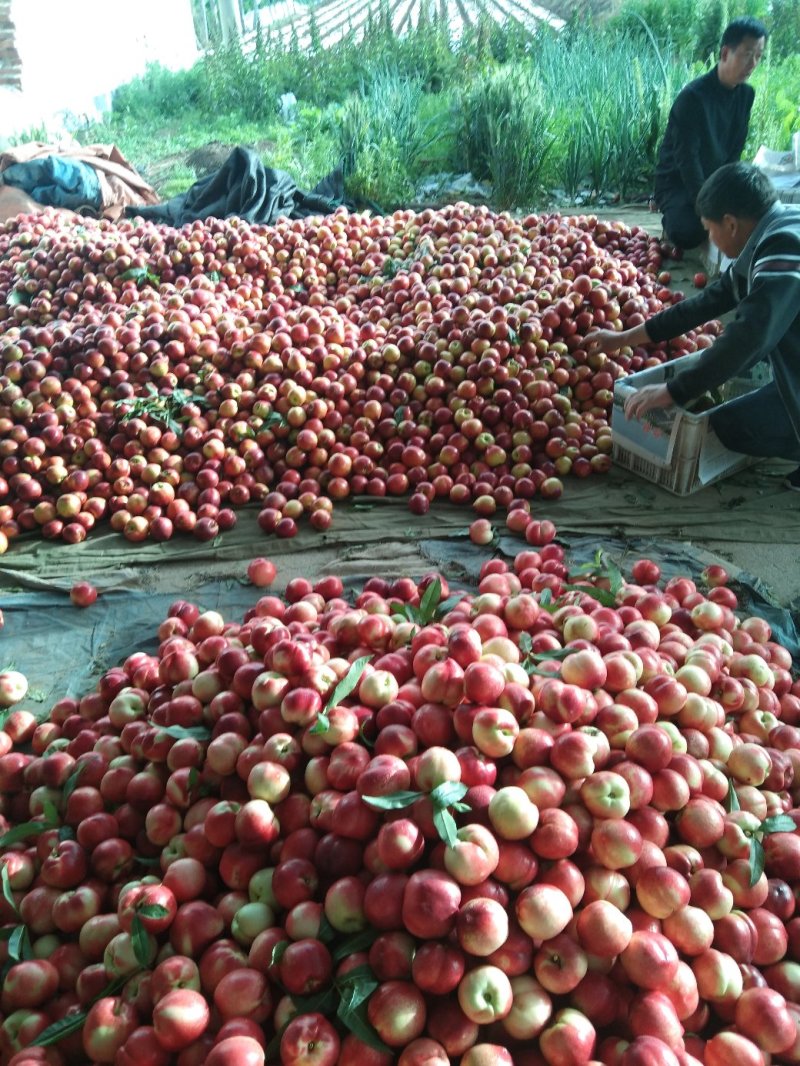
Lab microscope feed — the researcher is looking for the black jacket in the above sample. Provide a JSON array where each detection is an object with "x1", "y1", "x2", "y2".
[
  {"x1": 655, "y1": 69, "x2": 754, "y2": 208},
  {"x1": 132, "y1": 147, "x2": 349, "y2": 227},
  {"x1": 646, "y1": 202, "x2": 800, "y2": 442}
]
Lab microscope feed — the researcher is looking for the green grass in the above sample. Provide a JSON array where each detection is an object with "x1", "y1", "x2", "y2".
[
  {"x1": 78, "y1": 108, "x2": 339, "y2": 200},
  {"x1": 58, "y1": 4, "x2": 800, "y2": 213}
]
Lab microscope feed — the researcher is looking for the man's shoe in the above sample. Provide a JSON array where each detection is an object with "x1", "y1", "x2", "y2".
[{"x1": 784, "y1": 467, "x2": 800, "y2": 491}]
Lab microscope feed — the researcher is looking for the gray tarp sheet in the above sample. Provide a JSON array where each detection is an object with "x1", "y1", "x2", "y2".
[{"x1": 2, "y1": 460, "x2": 798, "y2": 709}]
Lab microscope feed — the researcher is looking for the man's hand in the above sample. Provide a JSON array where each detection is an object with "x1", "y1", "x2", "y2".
[
  {"x1": 588, "y1": 329, "x2": 626, "y2": 353},
  {"x1": 589, "y1": 322, "x2": 651, "y2": 353},
  {"x1": 624, "y1": 384, "x2": 674, "y2": 420}
]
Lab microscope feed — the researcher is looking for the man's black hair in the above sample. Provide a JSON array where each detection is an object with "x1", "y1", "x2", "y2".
[
  {"x1": 720, "y1": 16, "x2": 769, "y2": 51},
  {"x1": 696, "y1": 162, "x2": 778, "y2": 221}
]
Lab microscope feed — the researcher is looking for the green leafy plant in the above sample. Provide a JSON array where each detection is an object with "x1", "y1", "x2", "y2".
[
  {"x1": 70, "y1": 9, "x2": 797, "y2": 208},
  {"x1": 723, "y1": 780, "x2": 797, "y2": 885},
  {"x1": 33, "y1": 972, "x2": 135, "y2": 1047},
  {"x1": 115, "y1": 385, "x2": 208, "y2": 435},
  {"x1": 156, "y1": 725, "x2": 212, "y2": 742},
  {"x1": 0, "y1": 799, "x2": 60, "y2": 848},
  {"x1": 311, "y1": 655, "x2": 372, "y2": 735},
  {"x1": 456, "y1": 64, "x2": 555, "y2": 207},
  {"x1": 390, "y1": 577, "x2": 464, "y2": 627},
  {"x1": 363, "y1": 780, "x2": 472, "y2": 848},
  {"x1": 119, "y1": 266, "x2": 160, "y2": 287},
  {"x1": 265, "y1": 962, "x2": 390, "y2": 1059},
  {"x1": 569, "y1": 549, "x2": 625, "y2": 596},
  {"x1": 0, "y1": 866, "x2": 20, "y2": 919}
]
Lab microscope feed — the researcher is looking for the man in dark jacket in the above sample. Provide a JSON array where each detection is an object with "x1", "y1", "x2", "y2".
[
  {"x1": 655, "y1": 16, "x2": 768, "y2": 250},
  {"x1": 592, "y1": 163, "x2": 800, "y2": 490}
]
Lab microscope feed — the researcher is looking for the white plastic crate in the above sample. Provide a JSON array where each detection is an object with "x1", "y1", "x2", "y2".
[{"x1": 612, "y1": 354, "x2": 770, "y2": 496}]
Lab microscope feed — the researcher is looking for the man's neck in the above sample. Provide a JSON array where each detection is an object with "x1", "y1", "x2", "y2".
[{"x1": 716, "y1": 64, "x2": 738, "y2": 90}]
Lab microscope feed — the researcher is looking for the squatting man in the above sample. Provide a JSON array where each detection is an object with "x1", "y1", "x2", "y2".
[{"x1": 591, "y1": 163, "x2": 800, "y2": 492}]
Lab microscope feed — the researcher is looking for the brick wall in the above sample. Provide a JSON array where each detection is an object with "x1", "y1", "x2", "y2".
[{"x1": 0, "y1": 0, "x2": 21, "y2": 90}]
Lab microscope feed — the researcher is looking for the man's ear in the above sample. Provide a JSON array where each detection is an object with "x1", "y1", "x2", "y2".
[{"x1": 721, "y1": 213, "x2": 739, "y2": 238}]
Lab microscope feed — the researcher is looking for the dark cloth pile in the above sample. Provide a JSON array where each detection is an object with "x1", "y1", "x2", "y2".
[{"x1": 131, "y1": 147, "x2": 352, "y2": 226}]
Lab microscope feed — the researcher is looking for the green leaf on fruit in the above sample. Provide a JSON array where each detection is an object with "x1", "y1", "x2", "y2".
[
  {"x1": 0, "y1": 816, "x2": 59, "y2": 848},
  {"x1": 8, "y1": 923, "x2": 32, "y2": 962},
  {"x1": 761, "y1": 814, "x2": 797, "y2": 834},
  {"x1": 570, "y1": 551, "x2": 603, "y2": 576},
  {"x1": 270, "y1": 940, "x2": 289, "y2": 968},
  {"x1": 120, "y1": 266, "x2": 161, "y2": 287},
  {"x1": 313, "y1": 655, "x2": 372, "y2": 734},
  {"x1": 58, "y1": 825, "x2": 75, "y2": 842},
  {"x1": 7, "y1": 291, "x2": 31, "y2": 307},
  {"x1": 570, "y1": 549, "x2": 624, "y2": 595},
  {"x1": 130, "y1": 915, "x2": 152, "y2": 968},
  {"x1": 519, "y1": 632, "x2": 533, "y2": 654},
  {"x1": 330, "y1": 926, "x2": 380, "y2": 962},
  {"x1": 266, "y1": 983, "x2": 341, "y2": 1059},
  {"x1": 157, "y1": 725, "x2": 211, "y2": 742},
  {"x1": 337, "y1": 965, "x2": 377, "y2": 1006},
  {"x1": 115, "y1": 385, "x2": 207, "y2": 435},
  {"x1": 339, "y1": 998, "x2": 392, "y2": 1053},
  {"x1": 137, "y1": 903, "x2": 170, "y2": 920},
  {"x1": 749, "y1": 835, "x2": 765, "y2": 887},
  {"x1": 524, "y1": 646, "x2": 573, "y2": 666},
  {"x1": 724, "y1": 780, "x2": 740, "y2": 813},
  {"x1": 207, "y1": 270, "x2": 221, "y2": 282},
  {"x1": 418, "y1": 578, "x2": 442, "y2": 625},
  {"x1": 337, "y1": 965, "x2": 391, "y2": 1055},
  {"x1": 357, "y1": 721, "x2": 375, "y2": 749},
  {"x1": 133, "y1": 855, "x2": 162, "y2": 867},
  {"x1": 31, "y1": 1009, "x2": 88, "y2": 1048},
  {"x1": 537, "y1": 589, "x2": 557, "y2": 613},
  {"x1": 317, "y1": 913, "x2": 338, "y2": 944},
  {"x1": 525, "y1": 664, "x2": 561, "y2": 678},
  {"x1": 603, "y1": 555, "x2": 625, "y2": 596},
  {"x1": 436, "y1": 594, "x2": 466, "y2": 619},
  {"x1": 310, "y1": 711, "x2": 331, "y2": 735},
  {"x1": 558, "y1": 582, "x2": 618, "y2": 608},
  {"x1": 264, "y1": 1032, "x2": 283, "y2": 1063},
  {"x1": 326, "y1": 655, "x2": 372, "y2": 712},
  {"x1": 290, "y1": 985, "x2": 338, "y2": 1016},
  {"x1": 41, "y1": 798, "x2": 59, "y2": 825},
  {"x1": 0, "y1": 867, "x2": 19, "y2": 918},
  {"x1": 35, "y1": 957, "x2": 135, "y2": 1048},
  {"x1": 362, "y1": 790, "x2": 422, "y2": 811},
  {"x1": 391, "y1": 603, "x2": 417, "y2": 624},
  {"x1": 430, "y1": 781, "x2": 469, "y2": 809},
  {"x1": 432, "y1": 806, "x2": 459, "y2": 848},
  {"x1": 61, "y1": 764, "x2": 84, "y2": 807},
  {"x1": 187, "y1": 767, "x2": 200, "y2": 793},
  {"x1": 26, "y1": 688, "x2": 46, "y2": 703}
]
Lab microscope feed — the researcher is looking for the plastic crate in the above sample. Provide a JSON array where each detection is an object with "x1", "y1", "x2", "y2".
[{"x1": 612, "y1": 354, "x2": 770, "y2": 496}]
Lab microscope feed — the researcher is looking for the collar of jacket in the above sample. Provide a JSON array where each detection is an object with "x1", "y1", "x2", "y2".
[{"x1": 731, "y1": 201, "x2": 787, "y2": 283}]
